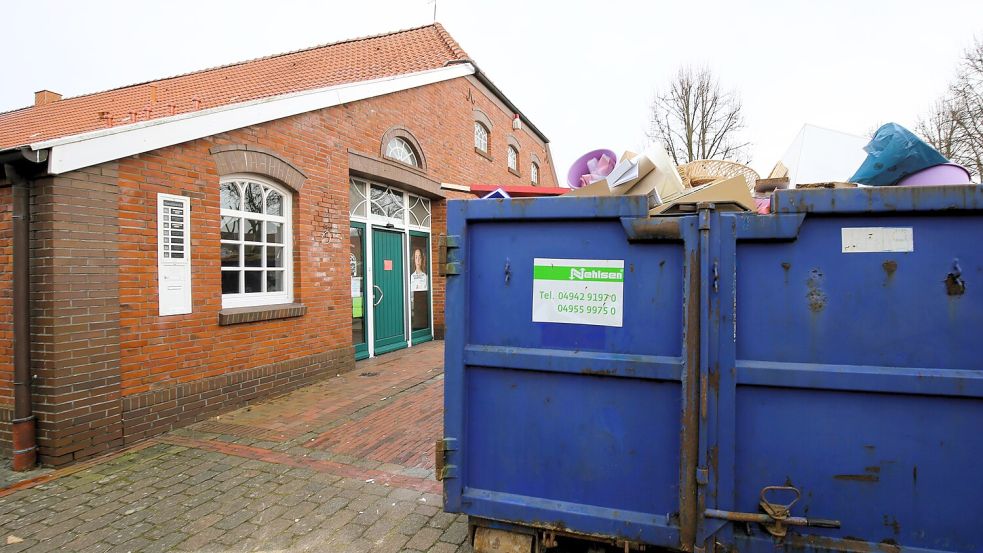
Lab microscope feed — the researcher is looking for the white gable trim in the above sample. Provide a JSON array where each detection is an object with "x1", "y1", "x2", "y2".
[{"x1": 33, "y1": 63, "x2": 475, "y2": 174}]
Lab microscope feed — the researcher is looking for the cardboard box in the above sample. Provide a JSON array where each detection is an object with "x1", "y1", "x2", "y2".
[
  {"x1": 567, "y1": 143, "x2": 684, "y2": 208},
  {"x1": 650, "y1": 176, "x2": 755, "y2": 215}
]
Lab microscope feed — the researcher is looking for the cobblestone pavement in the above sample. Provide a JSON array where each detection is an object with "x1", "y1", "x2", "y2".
[{"x1": 0, "y1": 341, "x2": 474, "y2": 552}]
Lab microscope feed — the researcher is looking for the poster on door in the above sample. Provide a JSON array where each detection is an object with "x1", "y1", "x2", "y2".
[
  {"x1": 410, "y1": 245, "x2": 429, "y2": 292},
  {"x1": 410, "y1": 235, "x2": 430, "y2": 332}
]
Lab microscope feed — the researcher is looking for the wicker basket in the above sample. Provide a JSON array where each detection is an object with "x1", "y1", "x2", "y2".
[{"x1": 677, "y1": 159, "x2": 760, "y2": 193}]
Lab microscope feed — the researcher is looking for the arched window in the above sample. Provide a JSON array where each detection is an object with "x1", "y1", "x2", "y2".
[
  {"x1": 384, "y1": 137, "x2": 419, "y2": 167},
  {"x1": 507, "y1": 146, "x2": 518, "y2": 172},
  {"x1": 220, "y1": 176, "x2": 293, "y2": 308},
  {"x1": 531, "y1": 162, "x2": 540, "y2": 185},
  {"x1": 474, "y1": 122, "x2": 489, "y2": 153}
]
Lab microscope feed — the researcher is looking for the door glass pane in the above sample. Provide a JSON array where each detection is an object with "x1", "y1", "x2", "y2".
[
  {"x1": 370, "y1": 184, "x2": 404, "y2": 220},
  {"x1": 350, "y1": 180, "x2": 367, "y2": 218},
  {"x1": 221, "y1": 271, "x2": 240, "y2": 294},
  {"x1": 410, "y1": 234, "x2": 431, "y2": 333},
  {"x1": 409, "y1": 196, "x2": 431, "y2": 228},
  {"x1": 244, "y1": 271, "x2": 262, "y2": 293},
  {"x1": 350, "y1": 226, "x2": 366, "y2": 346}
]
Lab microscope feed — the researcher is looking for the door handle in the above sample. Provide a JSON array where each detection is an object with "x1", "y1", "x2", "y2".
[{"x1": 373, "y1": 285, "x2": 384, "y2": 307}]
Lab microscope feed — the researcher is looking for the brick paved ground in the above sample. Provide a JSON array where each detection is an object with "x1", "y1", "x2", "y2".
[{"x1": 0, "y1": 341, "x2": 475, "y2": 552}]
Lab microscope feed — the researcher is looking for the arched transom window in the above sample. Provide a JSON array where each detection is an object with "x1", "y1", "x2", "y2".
[
  {"x1": 507, "y1": 146, "x2": 518, "y2": 171},
  {"x1": 220, "y1": 176, "x2": 293, "y2": 308},
  {"x1": 474, "y1": 122, "x2": 489, "y2": 153},
  {"x1": 385, "y1": 137, "x2": 419, "y2": 167}
]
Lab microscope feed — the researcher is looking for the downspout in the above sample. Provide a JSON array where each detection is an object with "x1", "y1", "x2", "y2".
[
  {"x1": 2, "y1": 146, "x2": 47, "y2": 470},
  {"x1": 11, "y1": 177, "x2": 35, "y2": 470}
]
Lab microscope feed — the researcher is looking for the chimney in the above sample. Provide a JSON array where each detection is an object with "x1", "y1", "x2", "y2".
[{"x1": 34, "y1": 90, "x2": 62, "y2": 107}]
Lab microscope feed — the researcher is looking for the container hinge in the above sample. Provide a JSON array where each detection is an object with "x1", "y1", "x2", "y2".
[
  {"x1": 435, "y1": 437, "x2": 458, "y2": 480},
  {"x1": 696, "y1": 466, "x2": 709, "y2": 486},
  {"x1": 438, "y1": 234, "x2": 462, "y2": 276},
  {"x1": 698, "y1": 208, "x2": 712, "y2": 230}
]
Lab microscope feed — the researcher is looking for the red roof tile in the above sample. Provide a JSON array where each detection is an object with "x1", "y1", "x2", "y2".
[{"x1": 0, "y1": 24, "x2": 470, "y2": 150}]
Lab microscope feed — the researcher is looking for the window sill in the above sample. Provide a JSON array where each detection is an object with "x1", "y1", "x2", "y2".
[
  {"x1": 474, "y1": 147, "x2": 493, "y2": 162},
  {"x1": 508, "y1": 168, "x2": 521, "y2": 178},
  {"x1": 218, "y1": 303, "x2": 307, "y2": 326}
]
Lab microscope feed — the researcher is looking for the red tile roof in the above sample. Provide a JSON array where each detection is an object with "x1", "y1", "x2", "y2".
[{"x1": 0, "y1": 24, "x2": 470, "y2": 150}]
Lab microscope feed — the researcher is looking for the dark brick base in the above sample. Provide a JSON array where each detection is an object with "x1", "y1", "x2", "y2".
[
  {"x1": 0, "y1": 406, "x2": 11, "y2": 459},
  {"x1": 121, "y1": 346, "x2": 355, "y2": 445}
]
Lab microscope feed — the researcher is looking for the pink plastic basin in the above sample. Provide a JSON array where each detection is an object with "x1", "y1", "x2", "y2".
[
  {"x1": 897, "y1": 163, "x2": 972, "y2": 186},
  {"x1": 566, "y1": 149, "x2": 617, "y2": 188}
]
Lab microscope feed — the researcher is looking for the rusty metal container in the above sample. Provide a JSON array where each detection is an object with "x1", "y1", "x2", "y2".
[{"x1": 441, "y1": 186, "x2": 983, "y2": 553}]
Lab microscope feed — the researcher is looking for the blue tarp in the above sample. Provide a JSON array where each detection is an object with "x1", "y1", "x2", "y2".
[{"x1": 850, "y1": 122, "x2": 948, "y2": 186}]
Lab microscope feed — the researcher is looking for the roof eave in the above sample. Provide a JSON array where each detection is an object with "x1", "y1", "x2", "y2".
[
  {"x1": 447, "y1": 60, "x2": 550, "y2": 145},
  {"x1": 29, "y1": 64, "x2": 476, "y2": 174}
]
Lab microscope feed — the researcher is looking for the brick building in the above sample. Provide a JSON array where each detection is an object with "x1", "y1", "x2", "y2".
[{"x1": 0, "y1": 24, "x2": 560, "y2": 468}]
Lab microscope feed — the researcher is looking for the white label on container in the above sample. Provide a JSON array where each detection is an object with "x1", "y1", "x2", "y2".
[
  {"x1": 841, "y1": 227, "x2": 914, "y2": 253},
  {"x1": 532, "y1": 258, "x2": 624, "y2": 327}
]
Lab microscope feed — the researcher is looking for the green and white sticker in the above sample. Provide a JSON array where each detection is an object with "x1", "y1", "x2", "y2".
[{"x1": 532, "y1": 258, "x2": 624, "y2": 327}]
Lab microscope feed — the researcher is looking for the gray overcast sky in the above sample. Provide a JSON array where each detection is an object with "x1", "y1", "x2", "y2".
[{"x1": 2, "y1": 0, "x2": 981, "y2": 179}]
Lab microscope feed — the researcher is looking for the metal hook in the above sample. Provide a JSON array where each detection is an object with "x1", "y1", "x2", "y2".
[{"x1": 504, "y1": 258, "x2": 512, "y2": 285}]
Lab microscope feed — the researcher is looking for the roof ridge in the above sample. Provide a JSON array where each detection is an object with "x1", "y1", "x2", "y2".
[
  {"x1": 0, "y1": 105, "x2": 31, "y2": 118},
  {"x1": 3, "y1": 23, "x2": 445, "y2": 111},
  {"x1": 432, "y1": 22, "x2": 470, "y2": 61}
]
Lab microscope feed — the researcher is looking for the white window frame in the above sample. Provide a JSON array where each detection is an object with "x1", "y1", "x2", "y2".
[
  {"x1": 367, "y1": 182, "x2": 407, "y2": 228},
  {"x1": 507, "y1": 146, "x2": 518, "y2": 171},
  {"x1": 220, "y1": 174, "x2": 293, "y2": 309},
  {"x1": 348, "y1": 177, "x2": 432, "y2": 358},
  {"x1": 385, "y1": 137, "x2": 419, "y2": 167},
  {"x1": 474, "y1": 122, "x2": 489, "y2": 153},
  {"x1": 407, "y1": 195, "x2": 431, "y2": 231}
]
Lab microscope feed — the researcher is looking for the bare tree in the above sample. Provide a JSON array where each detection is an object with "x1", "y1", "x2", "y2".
[
  {"x1": 646, "y1": 66, "x2": 750, "y2": 165},
  {"x1": 918, "y1": 39, "x2": 983, "y2": 181},
  {"x1": 916, "y1": 97, "x2": 964, "y2": 160},
  {"x1": 949, "y1": 38, "x2": 983, "y2": 180}
]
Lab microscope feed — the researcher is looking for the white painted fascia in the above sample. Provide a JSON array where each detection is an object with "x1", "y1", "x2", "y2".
[
  {"x1": 33, "y1": 63, "x2": 475, "y2": 174},
  {"x1": 440, "y1": 182, "x2": 471, "y2": 192}
]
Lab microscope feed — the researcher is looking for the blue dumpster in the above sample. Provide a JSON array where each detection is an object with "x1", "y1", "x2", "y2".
[{"x1": 441, "y1": 186, "x2": 983, "y2": 553}]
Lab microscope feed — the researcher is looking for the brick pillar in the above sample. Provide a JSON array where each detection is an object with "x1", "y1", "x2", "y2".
[{"x1": 31, "y1": 165, "x2": 122, "y2": 466}]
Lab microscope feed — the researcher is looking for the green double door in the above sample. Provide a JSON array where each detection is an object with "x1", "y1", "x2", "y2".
[{"x1": 371, "y1": 228, "x2": 407, "y2": 355}]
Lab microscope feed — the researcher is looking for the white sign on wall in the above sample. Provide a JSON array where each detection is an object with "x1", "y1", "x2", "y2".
[
  {"x1": 158, "y1": 194, "x2": 192, "y2": 316},
  {"x1": 532, "y1": 258, "x2": 624, "y2": 327}
]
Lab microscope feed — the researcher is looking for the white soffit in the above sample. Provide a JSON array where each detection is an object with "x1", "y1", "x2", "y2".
[{"x1": 33, "y1": 64, "x2": 476, "y2": 174}]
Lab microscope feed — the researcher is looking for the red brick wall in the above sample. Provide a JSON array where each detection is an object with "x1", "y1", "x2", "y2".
[
  {"x1": 9, "y1": 74, "x2": 555, "y2": 464},
  {"x1": 116, "y1": 75, "x2": 553, "y2": 398}
]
